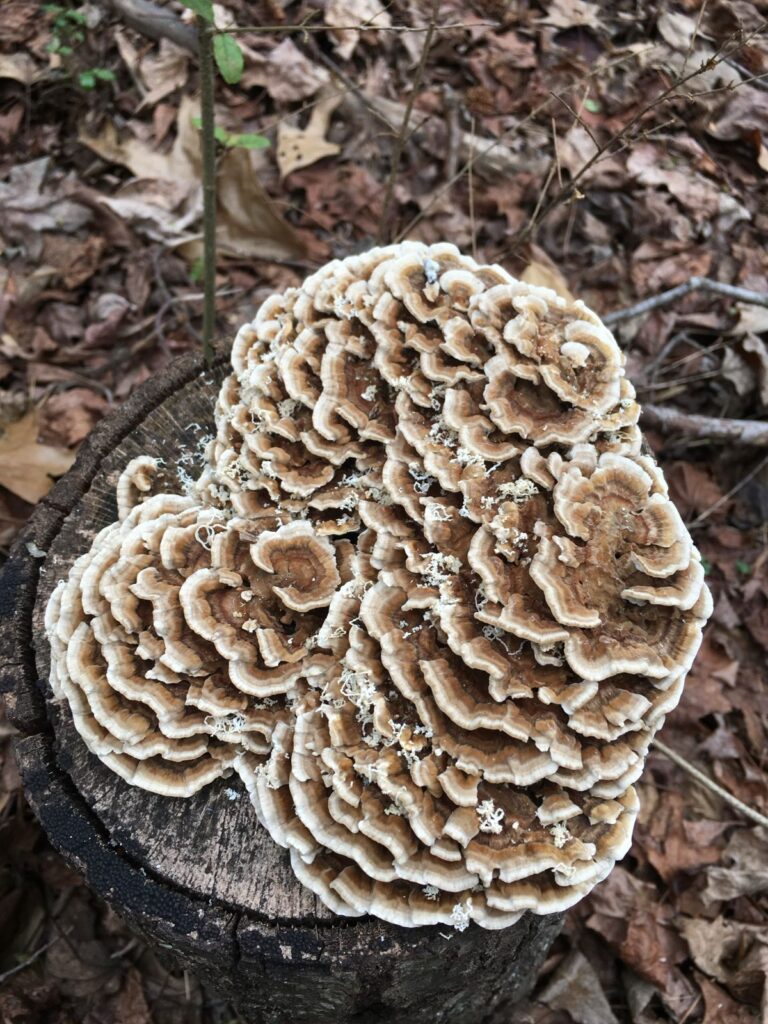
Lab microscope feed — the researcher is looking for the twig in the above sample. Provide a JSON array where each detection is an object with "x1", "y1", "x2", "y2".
[
  {"x1": 652, "y1": 737, "x2": 768, "y2": 830},
  {"x1": 378, "y1": 0, "x2": 439, "y2": 243},
  {"x1": 398, "y1": 47, "x2": 654, "y2": 243},
  {"x1": 468, "y1": 116, "x2": 477, "y2": 260},
  {"x1": 198, "y1": 23, "x2": 217, "y2": 365},
  {"x1": 0, "y1": 937, "x2": 59, "y2": 985},
  {"x1": 687, "y1": 452, "x2": 768, "y2": 528},
  {"x1": 640, "y1": 405, "x2": 768, "y2": 446},
  {"x1": 223, "y1": 20, "x2": 502, "y2": 35},
  {"x1": 498, "y1": 30, "x2": 766, "y2": 259},
  {"x1": 605, "y1": 277, "x2": 768, "y2": 326}
]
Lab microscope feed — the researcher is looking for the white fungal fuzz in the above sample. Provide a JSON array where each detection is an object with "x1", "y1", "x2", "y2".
[
  {"x1": 424, "y1": 503, "x2": 453, "y2": 523},
  {"x1": 340, "y1": 665, "x2": 377, "y2": 726},
  {"x1": 497, "y1": 479, "x2": 538, "y2": 503},
  {"x1": 450, "y1": 900, "x2": 472, "y2": 932},
  {"x1": 205, "y1": 713, "x2": 247, "y2": 735},
  {"x1": 455, "y1": 447, "x2": 484, "y2": 466},
  {"x1": 409, "y1": 464, "x2": 437, "y2": 494},
  {"x1": 361, "y1": 384, "x2": 378, "y2": 401},
  {"x1": 423, "y1": 552, "x2": 462, "y2": 586},
  {"x1": 423, "y1": 884, "x2": 439, "y2": 900},
  {"x1": 550, "y1": 822, "x2": 571, "y2": 848},
  {"x1": 477, "y1": 799, "x2": 505, "y2": 834},
  {"x1": 277, "y1": 398, "x2": 299, "y2": 418},
  {"x1": 424, "y1": 258, "x2": 440, "y2": 285}
]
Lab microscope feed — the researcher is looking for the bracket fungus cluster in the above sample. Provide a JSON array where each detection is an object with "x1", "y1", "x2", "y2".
[{"x1": 46, "y1": 242, "x2": 711, "y2": 930}]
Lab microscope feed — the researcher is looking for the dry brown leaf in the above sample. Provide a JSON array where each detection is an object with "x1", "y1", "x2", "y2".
[
  {"x1": 138, "y1": 39, "x2": 189, "y2": 109},
  {"x1": 0, "y1": 158, "x2": 91, "y2": 258},
  {"x1": 627, "y1": 144, "x2": 748, "y2": 228},
  {"x1": 81, "y1": 98, "x2": 303, "y2": 260},
  {"x1": 0, "y1": 409, "x2": 74, "y2": 504},
  {"x1": 0, "y1": 52, "x2": 40, "y2": 85},
  {"x1": 698, "y1": 974, "x2": 759, "y2": 1024},
  {"x1": 521, "y1": 259, "x2": 575, "y2": 302},
  {"x1": 215, "y1": 148, "x2": 305, "y2": 261},
  {"x1": 240, "y1": 38, "x2": 328, "y2": 102},
  {"x1": 538, "y1": 950, "x2": 619, "y2": 1024},
  {"x1": 702, "y1": 828, "x2": 768, "y2": 902},
  {"x1": 539, "y1": 0, "x2": 601, "y2": 29},
  {"x1": 277, "y1": 88, "x2": 342, "y2": 178},
  {"x1": 324, "y1": 0, "x2": 391, "y2": 60}
]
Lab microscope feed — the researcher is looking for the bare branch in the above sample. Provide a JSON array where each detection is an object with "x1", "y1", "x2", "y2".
[
  {"x1": 605, "y1": 277, "x2": 768, "y2": 326},
  {"x1": 378, "y1": 0, "x2": 440, "y2": 243},
  {"x1": 641, "y1": 405, "x2": 768, "y2": 447},
  {"x1": 497, "y1": 28, "x2": 767, "y2": 259},
  {"x1": 687, "y1": 452, "x2": 768, "y2": 528},
  {"x1": 653, "y1": 737, "x2": 768, "y2": 830}
]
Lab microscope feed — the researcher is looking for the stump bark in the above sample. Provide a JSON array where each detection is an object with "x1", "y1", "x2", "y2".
[{"x1": 0, "y1": 351, "x2": 564, "y2": 1024}]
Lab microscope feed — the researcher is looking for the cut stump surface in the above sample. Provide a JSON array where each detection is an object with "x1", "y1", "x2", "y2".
[{"x1": 0, "y1": 351, "x2": 563, "y2": 1024}]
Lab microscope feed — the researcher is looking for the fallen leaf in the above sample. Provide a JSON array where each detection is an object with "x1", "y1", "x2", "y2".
[
  {"x1": 627, "y1": 143, "x2": 748, "y2": 229},
  {"x1": 82, "y1": 97, "x2": 303, "y2": 259},
  {"x1": 40, "y1": 233, "x2": 107, "y2": 289},
  {"x1": 742, "y1": 334, "x2": 768, "y2": 406},
  {"x1": 277, "y1": 87, "x2": 342, "y2": 177},
  {"x1": 0, "y1": 158, "x2": 91, "y2": 258},
  {"x1": 721, "y1": 346, "x2": 757, "y2": 397},
  {"x1": 138, "y1": 39, "x2": 189, "y2": 108},
  {"x1": 109, "y1": 968, "x2": 153, "y2": 1024},
  {"x1": 666, "y1": 462, "x2": 723, "y2": 519},
  {"x1": 41, "y1": 388, "x2": 109, "y2": 447},
  {"x1": 538, "y1": 950, "x2": 619, "y2": 1024},
  {"x1": 698, "y1": 974, "x2": 759, "y2": 1024},
  {"x1": 240, "y1": 38, "x2": 328, "y2": 102},
  {"x1": 0, "y1": 409, "x2": 74, "y2": 504},
  {"x1": 521, "y1": 257, "x2": 575, "y2": 302},
  {"x1": 539, "y1": 0, "x2": 601, "y2": 29},
  {"x1": 682, "y1": 916, "x2": 767, "y2": 1005},
  {"x1": 0, "y1": 52, "x2": 41, "y2": 85},
  {"x1": 215, "y1": 147, "x2": 305, "y2": 261},
  {"x1": 324, "y1": 0, "x2": 391, "y2": 60},
  {"x1": 702, "y1": 828, "x2": 768, "y2": 902}
]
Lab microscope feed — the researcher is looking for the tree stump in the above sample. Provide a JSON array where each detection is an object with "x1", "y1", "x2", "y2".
[{"x1": 0, "y1": 351, "x2": 564, "y2": 1024}]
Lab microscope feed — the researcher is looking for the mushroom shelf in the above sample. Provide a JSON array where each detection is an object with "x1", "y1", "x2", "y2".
[{"x1": 2, "y1": 242, "x2": 710, "y2": 1023}]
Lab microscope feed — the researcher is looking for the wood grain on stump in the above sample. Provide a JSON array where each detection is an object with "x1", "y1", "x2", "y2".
[{"x1": 0, "y1": 351, "x2": 564, "y2": 1024}]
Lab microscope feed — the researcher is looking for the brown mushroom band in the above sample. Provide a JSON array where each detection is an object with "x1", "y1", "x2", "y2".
[{"x1": 47, "y1": 243, "x2": 711, "y2": 930}]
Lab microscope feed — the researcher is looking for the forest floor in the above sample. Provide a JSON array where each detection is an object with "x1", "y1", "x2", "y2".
[{"x1": 2, "y1": 0, "x2": 768, "y2": 1021}]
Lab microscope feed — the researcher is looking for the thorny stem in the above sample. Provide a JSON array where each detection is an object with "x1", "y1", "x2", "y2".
[
  {"x1": 378, "y1": 0, "x2": 440, "y2": 244},
  {"x1": 652, "y1": 737, "x2": 768, "y2": 830},
  {"x1": 199, "y1": 22, "x2": 217, "y2": 365}
]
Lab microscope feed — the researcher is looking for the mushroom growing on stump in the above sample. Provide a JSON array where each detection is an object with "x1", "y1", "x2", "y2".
[
  {"x1": 8, "y1": 242, "x2": 710, "y2": 1023},
  {"x1": 196, "y1": 241, "x2": 711, "y2": 925}
]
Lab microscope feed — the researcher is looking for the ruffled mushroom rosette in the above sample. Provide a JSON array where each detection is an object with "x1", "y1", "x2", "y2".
[
  {"x1": 47, "y1": 242, "x2": 711, "y2": 930},
  {"x1": 46, "y1": 460, "x2": 342, "y2": 798}
]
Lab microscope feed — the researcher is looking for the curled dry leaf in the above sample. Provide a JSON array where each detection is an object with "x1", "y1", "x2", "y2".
[{"x1": 0, "y1": 409, "x2": 74, "y2": 504}]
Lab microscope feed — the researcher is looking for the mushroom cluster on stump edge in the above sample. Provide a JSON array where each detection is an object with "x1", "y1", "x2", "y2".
[{"x1": 46, "y1": 242, "x2": 712, "y2": 931}]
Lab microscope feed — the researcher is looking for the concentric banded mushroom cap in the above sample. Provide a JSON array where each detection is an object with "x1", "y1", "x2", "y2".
[{"x1": 47, "y1": 243, "x2": 711, "y2": 929}]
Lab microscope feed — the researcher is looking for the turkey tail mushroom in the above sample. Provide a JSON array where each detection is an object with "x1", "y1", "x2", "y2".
[{"x1": 46, "y1": 242, "x2": 711, "y2": 928}]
